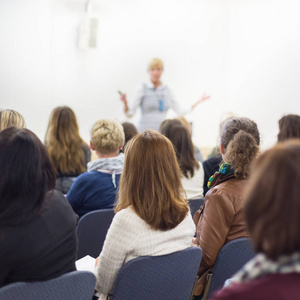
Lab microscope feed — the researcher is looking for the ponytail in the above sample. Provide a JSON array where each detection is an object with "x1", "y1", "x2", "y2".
[
  {"x1": 225, "y1": 130, "x2": 259, "y2": 179},
  {"x1": 221, "y1": 117, "x2": 260, "y2": 179}
]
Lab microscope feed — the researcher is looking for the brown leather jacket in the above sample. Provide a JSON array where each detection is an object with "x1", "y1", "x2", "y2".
[{"x1": 192, "y1": 174, "x2": 249, "y2": 295}]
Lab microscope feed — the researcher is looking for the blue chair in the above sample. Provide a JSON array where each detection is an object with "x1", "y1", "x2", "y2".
[
  {"x1": 0, "y1": 271, "x2": 96, "y2": 300},
  {"x1": 109, "y1": 247, "x2": 202, "y2": 300},
  {"x1": 202, "y1": 237, "x2": 255, "y2": 299},
  {"x1": 188, "y1": 198, "x2": 204, "y2": 218},
  {"x1": 77, "y1": 208, "x2": 115, "y2": 259}
]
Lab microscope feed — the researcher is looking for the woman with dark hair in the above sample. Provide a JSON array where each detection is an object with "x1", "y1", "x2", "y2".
[
  {"x1": 45, "y1": 106, "x2": 91, "y2": 193},
  {"x1": 94, "y1": 131, "x2": 195, "y2": 300},
  {"x1": 121, "y1": 122, "x2": 138, "y2": 150},
  {"x1": 210, "y1": 140, "x2": 300, "y2": 300},
  {"x1": 192, "y1": 117, "x2": 260, "y2": 298},
  {"x1": 160, "y1": 119, "x2": 204, "y2": 199},
  {"x1": 277, "y1": 114, "x2": 300, "y2": 142},
  {"x1": 0, "y1": 127, "x2": 78, "y2": 287}
]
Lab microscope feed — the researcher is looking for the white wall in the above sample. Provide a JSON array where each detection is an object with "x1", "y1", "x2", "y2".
[{"x1": 0, "y1": 0, "x2": 299, "y2": 150}]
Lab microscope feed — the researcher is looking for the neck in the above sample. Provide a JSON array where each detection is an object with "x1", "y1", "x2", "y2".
[
  {"x1": 96, "y1": 150, "x2": 119, "y2": 159},
  {"x1": 152, "y1": 80, "x2": 161, "y2": 88}
]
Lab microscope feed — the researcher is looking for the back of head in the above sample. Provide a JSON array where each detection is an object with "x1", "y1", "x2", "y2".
[
  {"x1": 45, "y1": 106, "x2": 80, "y2": 144},
  {"x1": 245, "y1": 140, "x2": 300, "y2": 260},
  {"x1": 91, "y1": 119, "x2": 124, "y2": 154},
  {"x1": 121, "y1": 122, "x2": 138, "y2": 148},
  {"x1": 277, "y1": 114, "x2": 300, "y2": 142},
  {"x1": 160, "y1": 119, "x2": 199, "y2": 178},
  {"x1": 0, "y1": 109, "x2": 26, "y2": 131},
  {"x1": 0, "y1": 127, "x2": 56, "y2": 226},
  {"x1": 45, "y1": 106, "x2": 87, "y2": 174},
  {"x1": 221, "y1": 117, "x2": 260, "y2": 179},
  {"x1": 116, "y1": 130, "x2": 189, "y2": 230}
]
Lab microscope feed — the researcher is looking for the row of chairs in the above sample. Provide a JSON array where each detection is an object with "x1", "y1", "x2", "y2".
[
  {"x1": 0, "y1": 239, "x2": 254, "y2": 299},
  {"x1": 0, "y1": 248, "x2": 202, "y2": 300},
  {"x1": 0, "y1": 198, "x2": 255, "y2": 299}
]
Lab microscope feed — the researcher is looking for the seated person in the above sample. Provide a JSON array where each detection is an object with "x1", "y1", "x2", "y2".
[
  {"x1": 67, "y1": 119, "x2": 124, "y2": 217},
  {"x1": 192, "y1": 117, "x2": 260, "y2": 298},
  {"x1": 0, "y1": 127, "x2": 77, "y2": 287},
  {"x1": 277, "y1": 114, "x2": 300, "y2": 142},
  {"x1": 210, "y1": 140, "x2": 300, "y2": 300},
  {"x1": 121, "y1": 122, "x2": 138, "y2": 151},
  {"x1": 94, "y1": 131, "x2": 195, "y2": 300},
  {"x1": 160, "y1": 119, "x2": 204, "y2": 199},
  {"x1": 44, "y1": 106, "x2": 91, "y2": 194},
  {"x1": 0, "y1": 109, "x2": 26, "y2": 130}
]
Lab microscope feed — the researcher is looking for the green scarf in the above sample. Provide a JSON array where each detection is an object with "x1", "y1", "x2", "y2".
[{"x1": 207, "y1": 163, "x2": 234, "y2": 188}]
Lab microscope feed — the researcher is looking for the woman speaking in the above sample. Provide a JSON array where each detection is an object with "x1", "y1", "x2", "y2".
[{"x1": 120, "y1": 58, "x2": 210, "y2": 132}]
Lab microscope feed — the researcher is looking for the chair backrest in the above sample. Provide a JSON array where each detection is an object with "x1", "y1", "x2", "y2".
[
  {"x1": 110, "y1": 247, "x2": 202, "y2": 300},
  {"x1": 205, "y1": 238, "x2": 255, "y2": 299},
  {"x1": 188, "y1": 198, "x2": 204, "y2": 218},
  {"x1": 77, "y1": 208, "x2": 115, "y2": 259},
  {"x1": 0, "y1": 271, "x2": 96, "y2": 300}
]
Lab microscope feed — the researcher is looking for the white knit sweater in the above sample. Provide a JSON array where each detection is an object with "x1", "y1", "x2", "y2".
[{"x1": 94, "y1": 206, "x2": 195, "y2": 300}]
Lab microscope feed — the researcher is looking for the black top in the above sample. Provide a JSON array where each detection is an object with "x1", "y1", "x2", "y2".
[
  {"x1": 203, "y1": 155, "x2": 223, "y2": 196},
  {"x1": 0, "y1": 190, "x2": 78, "y2": 287}
]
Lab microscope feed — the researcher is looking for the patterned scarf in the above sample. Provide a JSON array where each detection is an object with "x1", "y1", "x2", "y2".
[
  {"x1": 227, "y1": 253, "x2": 300, "y2": 286},
  {"x1": 207, "y1": 163, "x2": 234, "y2": 188},
  {"x1": 87, "y1": 153, "x2": 124, "y2": 188}
]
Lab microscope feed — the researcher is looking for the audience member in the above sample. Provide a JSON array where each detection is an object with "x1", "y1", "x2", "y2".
[
  {"x1": 44, "y1": 106, "x2": 91, "y2": 194},
  {"x1": 160, "y1": 119, "x2": 204, "y2": 199},
  {"x1": 176, "y1": 116, "x2": 204, "y2": 162},
  {"x1": 203, "y1": 114, "x2": 237, "y2": 195},
  {"x1": 121, "y1": 122, "x2": 138, "y2": 150},
  {"x1": 67, "y1": 119, "x2": 124, "y2": 218},
  {"x1": 0, "y1": 127, "x2": 78, "y2": 287},
  {"x1": 210, "y1": 139, "x2": 300, "y2": 300},
  {"x1": 94, "y1": 131, "x2": 195, "y2": 300},
  {"x1": 192, "y1": 117, "x2": 260, "y2": 298},
  {"x1": 277, "y1": 114, "x2": 300, "y2": 142},
  {"x1": 0, "y1": 109, "x2": 26, "y2": 130}
]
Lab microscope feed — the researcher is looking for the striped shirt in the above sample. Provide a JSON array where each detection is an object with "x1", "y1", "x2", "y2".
[{"x1": 126, "y1": 82, "x2": 190, "y2": 132}]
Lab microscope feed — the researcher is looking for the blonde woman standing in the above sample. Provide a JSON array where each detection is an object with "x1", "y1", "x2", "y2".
[{"x1": 120, "y1": 58, "x2": 209, "y2": 132}]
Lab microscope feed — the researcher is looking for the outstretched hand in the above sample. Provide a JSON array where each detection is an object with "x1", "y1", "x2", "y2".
[{"x1": 192, "y1": 93, "x2": 210, "y2": 110}]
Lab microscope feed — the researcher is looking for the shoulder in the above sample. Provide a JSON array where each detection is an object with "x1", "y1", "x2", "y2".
[
  {"x1": 208, "y1": 178, "x2": 247, "y2": 201},
  {"x1": 211, "y1": 273, "x2": 300, "y2": 300},
  {"x1": 114, "y1": 206, "x2": 144, "y2": 227}
]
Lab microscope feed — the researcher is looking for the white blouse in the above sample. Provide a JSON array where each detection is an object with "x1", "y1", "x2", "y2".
[
  {"x1": 94, "y1": 206, "x2": 195, "y2": 300},
  {"x1": 181, "y1": 162, "x2": 204, "y2": 200}
]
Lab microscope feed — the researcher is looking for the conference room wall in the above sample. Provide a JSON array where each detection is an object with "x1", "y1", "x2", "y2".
[{"x1": 0, "y1": 0, "x2": 299, "y2": 150}]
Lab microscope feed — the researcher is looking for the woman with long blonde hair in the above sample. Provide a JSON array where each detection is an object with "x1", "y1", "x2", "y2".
[
  {"x1": 94, "y1": 131, "x2": 195, "y2": 300},
  {"x1": 45, "y1": 106, "x2": 90, "y2": 193}
]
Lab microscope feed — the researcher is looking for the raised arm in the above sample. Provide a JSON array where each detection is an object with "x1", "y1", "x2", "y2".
[
  {"x1": 191, "y1": 93, "x2": 210, "y2": 110},
  {"x1": 120, "y1": 85, "x2": 144, "y2": 117}
]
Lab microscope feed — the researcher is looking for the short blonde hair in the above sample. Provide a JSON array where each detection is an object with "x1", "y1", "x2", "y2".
[
  {"x1": 91, "y1": 119, "x2": 124, "y2": 154},
  {"x1": 0, "y1": 109, "x2": 26, "y2": 131},
  {"x1": 148, "y1": 58, "x2": 164, "y2": 70}
]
